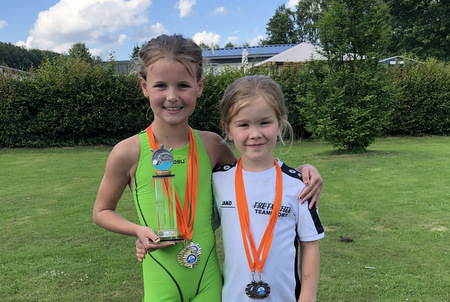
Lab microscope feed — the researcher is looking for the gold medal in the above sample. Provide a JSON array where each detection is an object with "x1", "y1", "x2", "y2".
[{"x1": 177, "y1": 241, "x2": 201, "y2": 268}]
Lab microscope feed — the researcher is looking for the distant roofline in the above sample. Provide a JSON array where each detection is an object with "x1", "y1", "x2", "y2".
[{"x1": 202, "y1": 44, "x2": 299, "y2": 58}]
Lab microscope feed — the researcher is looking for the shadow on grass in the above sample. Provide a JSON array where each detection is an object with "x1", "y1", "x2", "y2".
[{"x1": 312, "y1": 149, "x2": 400, "y2": 159}]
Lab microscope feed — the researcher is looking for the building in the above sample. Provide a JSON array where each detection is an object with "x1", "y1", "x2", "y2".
[
  {"x1": 254, "y1": 42, "x2": 325, "y2": 68},
  {"x1": 0, "y1": 65, "x2": 31, "y2": 78},
  {"x1": 202, "y1": 44, "x2": 298, "y2": 71},
  {"x1": 102, "y1": 44, "x2": 298, "y2": 74},
  {"x1": 101, "y1": 60, "x2": 138, "y2": 74},
  {"x1": 378, "y1": 56, "x2": 416, "y2": 67}
]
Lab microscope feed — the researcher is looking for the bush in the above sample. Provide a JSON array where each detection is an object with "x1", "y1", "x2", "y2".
[
  {"x1": 192, "y1": 66, "x2": 245, "y2": 135},
  {"x1": 386, "y1": 58, "x2": 450, "y2": 136},
  {"x1": 0, "y1": 57, "x2": 147, "y2": 147},
  {"x1": 1, "y1": 56, "x2": 449, "y2": 148}
]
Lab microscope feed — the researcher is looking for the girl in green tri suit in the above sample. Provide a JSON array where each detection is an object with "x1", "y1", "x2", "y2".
[{"x1": 93, "y1": 34, "x2": 323, "y2": 301}]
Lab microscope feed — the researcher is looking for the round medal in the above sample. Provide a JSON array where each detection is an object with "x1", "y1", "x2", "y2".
[
  {"x1": 177, "y1": 242, "x2": 201, "y2": 268},
  {"x1": 254, "y1": 281, "x2": 270, "y2": 299},
  {"x1": 245, "y1": 280, "x2": 270, "y2": 299},
  {"x1": 245, "y1": 281, "x2": 257, "y2": 298}
]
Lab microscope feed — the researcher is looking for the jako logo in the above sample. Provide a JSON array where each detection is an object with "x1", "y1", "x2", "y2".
[
  {"x1": 222, "y1": 200, "x2": 232, "y2": 206},
  {"x1": 173, "y1": 159, "x2": 186, "y2": 164}
]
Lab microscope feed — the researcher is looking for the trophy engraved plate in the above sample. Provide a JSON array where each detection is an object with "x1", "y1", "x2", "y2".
[{"x1": 152, "y1": 145, "x2": 183, "y2": 241}]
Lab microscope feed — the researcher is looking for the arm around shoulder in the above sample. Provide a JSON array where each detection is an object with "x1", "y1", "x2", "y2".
[{"x1": 297, "y1": 164, "x2": 323, "y2": 209}]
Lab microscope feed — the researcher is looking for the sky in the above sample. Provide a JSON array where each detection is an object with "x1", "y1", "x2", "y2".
[{"x1": 0, "y1": 0, "x2": 300, "y2": 61}]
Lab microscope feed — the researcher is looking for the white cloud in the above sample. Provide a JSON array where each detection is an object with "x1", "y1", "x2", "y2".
[
  {"x1": 0, "y1": 20, "x2": 6, "y2": 30},
  {"x1": 16, "y1": 40, "x2": 26, "y2": 48},
  {"x1": 211, "y1": 7, "x2": 227, "y2": 16},
  {"x1": 224, "y1": 36, "x2": 239, "y2": 46},
  {"x1": 24, "y1": 0, "x2": 152, "y2": 53},
  {"x1": 137, "y1": 23, "x2": 170, "y2": 41},
  {"x1": 174, "y1": 0, "x2": 196, "y2": 18},
  {"x1": 192, "y1": 31, "x2": 220, "y2": 47},
  {"x1": 248, "y1": 35, "x2": 265, "y2": 46},
  {"x1": 287, "y1": 0, "x2": 300, "y2": 9}
]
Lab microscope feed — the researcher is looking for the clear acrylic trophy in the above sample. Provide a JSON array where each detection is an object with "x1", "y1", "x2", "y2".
[{"x1": 152, "y1": 145, "x2": 183, "y2": 241}]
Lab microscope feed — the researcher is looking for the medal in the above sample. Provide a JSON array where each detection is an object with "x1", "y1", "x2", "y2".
[
  {"x1": 253, "y1": 279, "x2": 271, "y2": 299},
  {"x1": 177, "y1": 241, "x2": 202, "y2": 268},
  {"x1": 245, "y1": 273, "x2": 271, "y2": 299},
  {"x1": 235, "y1": 158, "x2": 282, "y2": 300},
  {"x1": 245, "y1": 281, "x2": 257, "y2": 298}
]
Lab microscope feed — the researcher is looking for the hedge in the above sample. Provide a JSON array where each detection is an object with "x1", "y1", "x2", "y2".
[{"x1": 1, "y1": 57, "x2": 448, "y2": 148}]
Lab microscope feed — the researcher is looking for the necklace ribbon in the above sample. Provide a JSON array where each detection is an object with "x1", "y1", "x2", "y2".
[
  {"x1": 146, "y1": 124, "x2": 199, "y2": 240},
  {"x1": 235, "y1": 158, "x2": 283, "y2": 274}
]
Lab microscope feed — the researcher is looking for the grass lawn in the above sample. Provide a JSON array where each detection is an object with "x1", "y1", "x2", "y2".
[{"x1": 0, "y1": 136, "x2": 449, "y2": 301}]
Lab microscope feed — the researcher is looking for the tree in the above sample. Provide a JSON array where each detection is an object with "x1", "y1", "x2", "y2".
[
  {"x1": 387, "y1": 0, "x2": 450, "y2": 60},
  {"x1": 224, "y1": 42, "x2": 235, "y2": 48},
  {"x1": 68, "y1": 42, "x2": 94, "y2": 63},
  {"x1": 262, "y1": 5, "x2": 298, "y2": 45},
  {"x1": 295, "y1": 0, "x2": 328, "y2": 44},
  {"x1": 300, "y1": 0, "x2": 395, "y2": 151},
  {"x1": 0, "y1": 42, "x2": 61, "y2": 70},
  {"x1": 198, "y1": 42, "x2": 219, "y2": 49},
  {"x1": 131, "y1": 44, "x2": 141, "y2": 59}
]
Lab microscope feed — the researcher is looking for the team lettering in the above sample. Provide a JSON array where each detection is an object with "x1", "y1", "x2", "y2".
[{"x1": 252, "y1": 202, "x2": 291, "y2": 217}]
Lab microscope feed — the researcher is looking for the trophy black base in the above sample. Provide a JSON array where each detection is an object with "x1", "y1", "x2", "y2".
[{"x1": 159, "y1": 237, "x2": 185, "y2": 242}]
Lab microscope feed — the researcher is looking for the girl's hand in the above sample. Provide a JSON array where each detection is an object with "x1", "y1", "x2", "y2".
[
  {"x1": 298, "y1": 164, "x2": 323, "y2": 209},
  {"x1": 135, "y1": 226, "x2": 176, "y2": 262},
  {"x1": 136, "y1": 239, "x2": 147, "y2": 263}
]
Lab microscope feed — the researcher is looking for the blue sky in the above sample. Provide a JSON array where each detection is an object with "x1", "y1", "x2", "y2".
[{"x1": 0, "y1": 0, "x2": 299, "y2": 61}]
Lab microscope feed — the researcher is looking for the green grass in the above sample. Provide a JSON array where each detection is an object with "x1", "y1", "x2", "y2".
[{"x1": 1, "y1": 137, "x2": 449, "y2": 301}]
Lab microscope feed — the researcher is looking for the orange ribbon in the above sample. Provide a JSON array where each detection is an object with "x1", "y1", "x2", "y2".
[
  {"x1": 235, "y1": 158, "x2": 283, "y2": 274},
  {"x1": 146, "y1": 124, "x2": 199, "y2": 240}
]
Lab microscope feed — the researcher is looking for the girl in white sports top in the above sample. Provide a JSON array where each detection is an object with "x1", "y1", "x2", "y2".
[{"x1": 212, "y1": 75, "x2": 324, "y2": 301}]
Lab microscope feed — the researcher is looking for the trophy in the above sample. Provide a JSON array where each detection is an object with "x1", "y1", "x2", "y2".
[{"x1": 152, "y1": 145, "x2": 183, "y2": 241}]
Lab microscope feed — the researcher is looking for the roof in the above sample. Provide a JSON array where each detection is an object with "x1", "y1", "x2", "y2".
[
  {"x1": 255, "y1": 42, "x2": 325, "y2": 66},
  {"x1": 202, "y1": 44, "x2": 298, "y2": 60},
  {"x1": 379, "y1": 56, "x2": 417, "y2": 65}
]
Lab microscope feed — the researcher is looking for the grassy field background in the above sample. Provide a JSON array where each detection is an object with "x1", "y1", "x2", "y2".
[{"x1": 1, "y1": 136, "x2": 449, "y2": 301}]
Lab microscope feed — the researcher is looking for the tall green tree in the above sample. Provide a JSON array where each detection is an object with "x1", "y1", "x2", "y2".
[
  {"x1": 263, "y1": 5, "x2": 298, "y2": 44},
  {"x1": 68, "y1": 42, "x2": 94, "y2": 63},
  {"x1": 301, "y1": 0, "x2": 395, "y2": 151},
  {"x1": 295, "y1": 0, "x2": 328, "y2": 44},
  {"x1": 387, "y1": 0, "x2": 450, "y2": 60}
]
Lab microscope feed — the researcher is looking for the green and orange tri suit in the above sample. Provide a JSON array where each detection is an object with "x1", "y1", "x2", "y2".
[{"x1": 132, "y1": 129, "x2": 222, "y2": 301}]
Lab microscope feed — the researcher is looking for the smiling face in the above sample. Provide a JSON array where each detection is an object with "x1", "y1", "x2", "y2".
[
  {"x1": 139, "y1": 58, "x2": 204, "y2": 128},
  {"x1": 224, "y1": 95, "x2": 281, "y2": 172}
]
